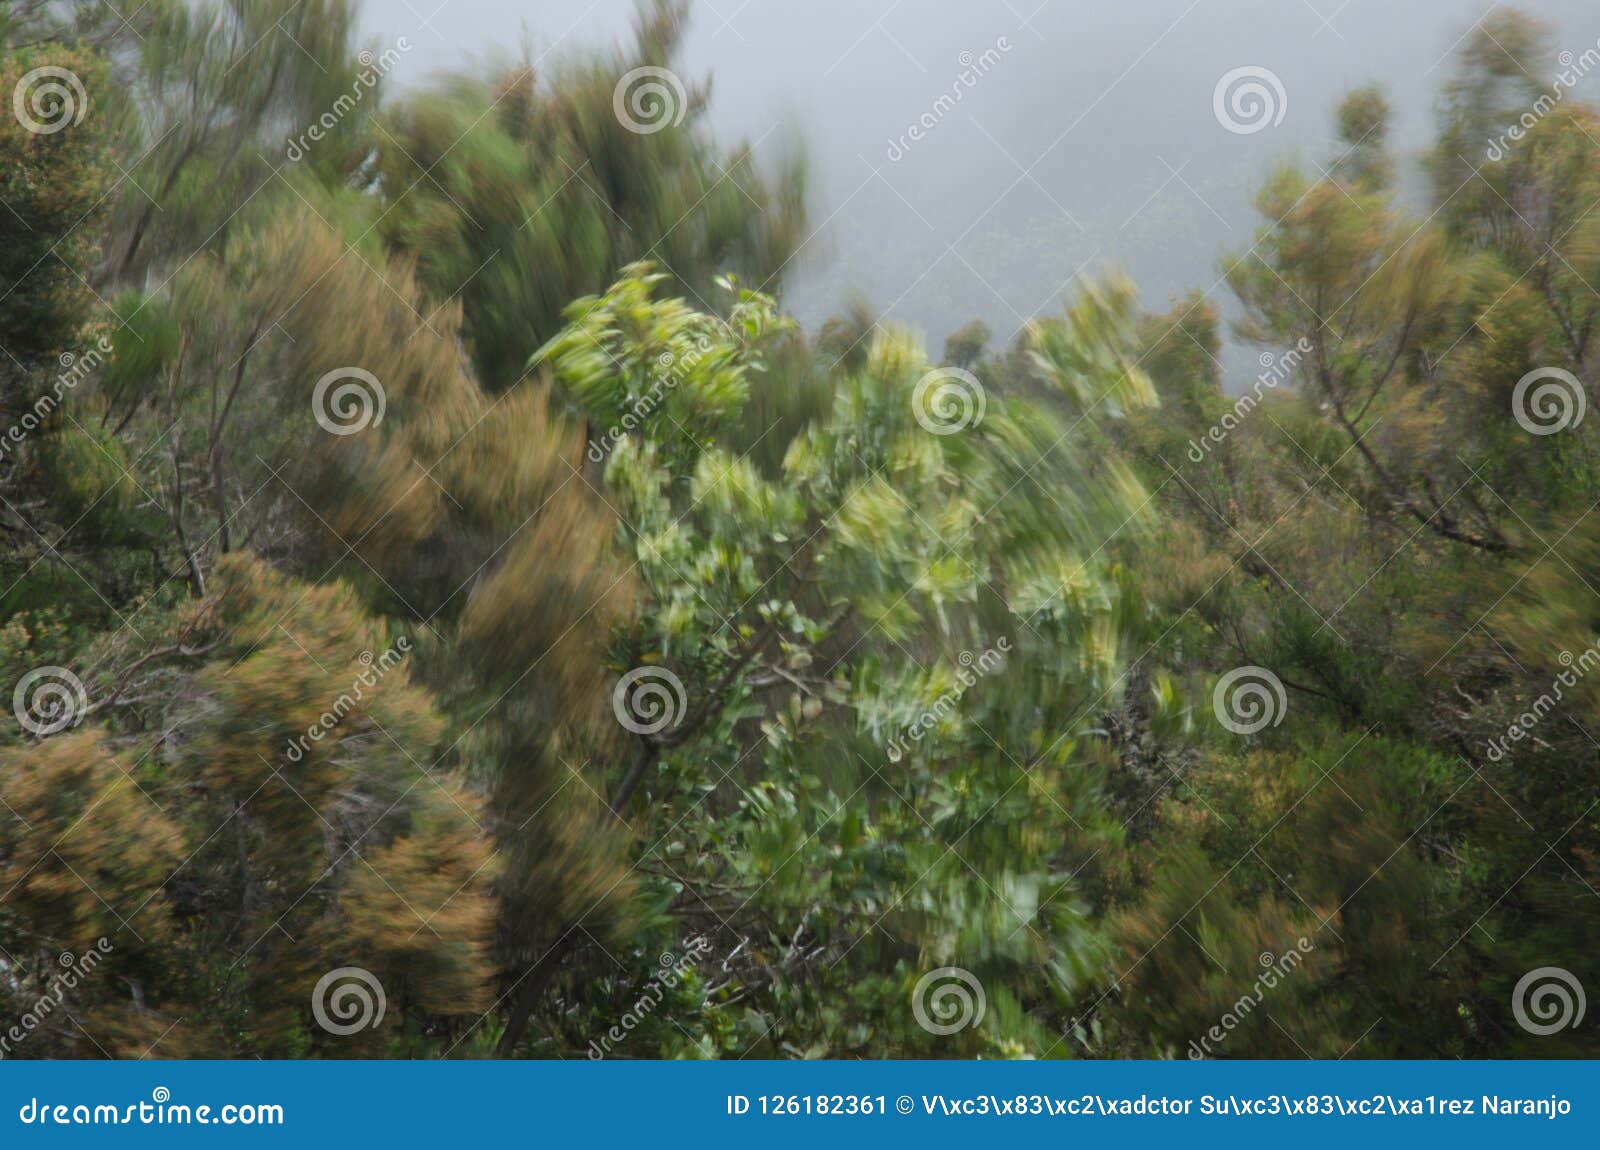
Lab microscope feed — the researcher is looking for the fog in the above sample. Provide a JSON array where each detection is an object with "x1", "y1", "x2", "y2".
[{"x1": 362, "y1": 0, "x2": 1598, "y2": 381}]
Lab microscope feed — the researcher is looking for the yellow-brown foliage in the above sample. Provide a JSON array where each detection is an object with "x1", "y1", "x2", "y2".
[{"x1": 0, "y1": 730, "x2": 183, "y2": 952}]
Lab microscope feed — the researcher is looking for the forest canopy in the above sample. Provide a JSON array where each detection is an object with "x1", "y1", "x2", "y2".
[{"x1": 0, "y1": 0, "x2": 1595, "y2": 1060}]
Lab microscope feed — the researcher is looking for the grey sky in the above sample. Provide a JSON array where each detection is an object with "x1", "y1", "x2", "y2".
[{"x1": 361, "y1": 1, "x2": 1598, "y2": 381}]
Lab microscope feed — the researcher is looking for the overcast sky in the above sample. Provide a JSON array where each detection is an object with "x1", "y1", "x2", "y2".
[{"x1": 360, "y1": 0, "x2": 1598, "y2": 381}]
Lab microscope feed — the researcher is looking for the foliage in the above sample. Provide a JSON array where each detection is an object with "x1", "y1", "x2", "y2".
[{"x1": 0, "y1": 0, "x2": 1596, "y2": 1062}]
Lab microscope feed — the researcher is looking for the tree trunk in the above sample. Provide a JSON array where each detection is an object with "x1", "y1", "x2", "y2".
[{"x1": 492, "y1": 741, "x2": 657, "y2": 1056}]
